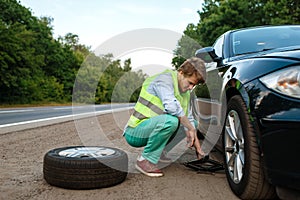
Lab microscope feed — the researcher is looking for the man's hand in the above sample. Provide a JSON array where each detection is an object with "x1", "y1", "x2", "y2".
[
  {"x1": 179, "y1": 115, "x2": 205, "y2": 159},
  {"x1": 186, "y1": 129, "x2": 205, "y2": 159}
]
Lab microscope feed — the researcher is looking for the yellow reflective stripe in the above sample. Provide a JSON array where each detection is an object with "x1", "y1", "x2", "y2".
[
  {"x1": 139, "y1": 87, "x2": 164, "y2": 111},
  {"x1": 132, "y1": 110, "x2": 147, "y2": 120},
  {"x1": 137, "y1": 96, "x2": 164, "y2": 115},
  {"x1": 127, "y1": 115, "x2": 145, "y2": 127},
  {"x1": 140, "y1": 93, "x2": 164, "y2": 110},
  {"x1": 135, "y1": 101, "x2": 159, "y2": 117}
]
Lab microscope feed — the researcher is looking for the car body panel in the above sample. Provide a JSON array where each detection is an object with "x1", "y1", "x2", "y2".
[{"x1": 193, "y1": 25, "x2": 300, "y2": 195}]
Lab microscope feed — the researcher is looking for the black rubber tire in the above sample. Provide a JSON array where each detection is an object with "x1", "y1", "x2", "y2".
[
  {"x1": 43, "y1": 146, "x2": 128, "y2": 190},
  {"x1": 223, "y1": 95, "x2": 276, "y2": 199}
]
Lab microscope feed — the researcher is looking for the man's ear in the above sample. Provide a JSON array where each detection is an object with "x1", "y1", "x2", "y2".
[{"x1": 178, "y1": 70, "x2": 184, "y2": 75}]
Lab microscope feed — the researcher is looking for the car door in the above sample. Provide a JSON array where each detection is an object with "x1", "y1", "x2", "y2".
[{"x1": 192, "y1": 34, "x2": 226, "y2": 147}]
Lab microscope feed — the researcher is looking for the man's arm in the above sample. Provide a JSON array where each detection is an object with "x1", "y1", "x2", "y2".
[{"x1": 178, "y1": 115, "x2": 204, "y2": 158}]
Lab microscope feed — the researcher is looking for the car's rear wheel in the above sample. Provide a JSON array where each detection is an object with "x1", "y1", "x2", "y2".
[
  {"x1": 223, "y1": 95, "x2": 276, "y2": 199},
  {"x1": 43, "y1": 146, "x2": 128, "y2": 190}
]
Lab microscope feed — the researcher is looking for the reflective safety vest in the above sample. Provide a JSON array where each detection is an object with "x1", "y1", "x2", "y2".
[{"x1": 127, "y1": 69, "x2": 190, "y2": 127}]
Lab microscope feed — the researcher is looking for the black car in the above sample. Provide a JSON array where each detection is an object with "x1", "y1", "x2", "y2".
[{"x1": 192, "y1": 25, "x2": 300, "y2": 199}]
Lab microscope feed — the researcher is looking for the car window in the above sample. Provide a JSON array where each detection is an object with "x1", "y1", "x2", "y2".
[
  {"x1": 213, "y1": 35, "x2": 224, "y2": 58},
  {"x1": 232, "y1": 26, "x2": 300, "y2": 56}
]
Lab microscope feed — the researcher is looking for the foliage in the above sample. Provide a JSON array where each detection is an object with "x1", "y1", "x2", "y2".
[
  {"x1": 110, "y1": 69, "x2": 145, "y2": 103},
  {"x1": 172, "y1": 27, "x2": 202, "y2": 69},
  {"x1": 0, "y1": 0, "x2": 145, "y2": 105},
  {"x1": 173, "y1": 0, "x2": 300, "y2": 69}
]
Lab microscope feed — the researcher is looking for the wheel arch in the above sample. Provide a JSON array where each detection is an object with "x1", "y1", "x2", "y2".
[
  {"x1": 224, "y1": 79, "x2": 249, "y2": 107},
  {"x1": 224, "y1": 79, "x2": 264, "y2": 153}
]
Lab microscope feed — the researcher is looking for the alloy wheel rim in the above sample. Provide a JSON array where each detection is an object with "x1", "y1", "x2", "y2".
[
  {"x1": 58, "y1": 147, "x2": 116, "y2": 158},
  {"x1": 224, "y1": 110, "x2": 245, "y2": 183}
]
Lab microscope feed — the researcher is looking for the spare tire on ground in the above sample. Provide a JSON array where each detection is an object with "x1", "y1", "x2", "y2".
[{"x1": 43, "y1": 146, "x2": 128, "y2": 190}]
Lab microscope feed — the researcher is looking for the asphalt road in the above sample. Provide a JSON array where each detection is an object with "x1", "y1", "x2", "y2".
[{"x1": 0, "y1": 103, "x2": 134, "y2": 134}]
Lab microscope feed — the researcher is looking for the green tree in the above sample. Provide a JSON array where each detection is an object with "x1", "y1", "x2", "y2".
[
  {"x1": 97, "y1": 58, "x2": 145, "y2": 103},
  {"x1": 173, "y1": 0, "x2": 300, "y2": 69},
  {"x1": 0, "y1": 0, "x2": 143, "y2": 105},
  {"x1": 172, "y1": 27, "x2": 202, "y2": 69},
  {"x1": 0, "y1": 0, "x2": 78, "y2": 104},
  {"x1": 262, "y1": 0, "x2": 300, "y2": 24},
  {"x1": 74, "y1": 54, "x2": 145, "y2": 104}
]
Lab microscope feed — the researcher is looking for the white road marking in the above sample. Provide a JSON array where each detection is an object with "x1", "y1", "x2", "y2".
[
  {"x1": 0, "y1": 107, "x2": 132, "y2": 128},
  {"x1": 52, "y1": 107, "x2": 72, "y2": 110},
  {"x1": 0, "y1": 109, "x2": 34, "y2": 114}
]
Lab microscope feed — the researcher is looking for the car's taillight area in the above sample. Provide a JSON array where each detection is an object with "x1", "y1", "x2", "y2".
[{"x1": 259, "y1": 66, "x2": 300, "y2": 98}]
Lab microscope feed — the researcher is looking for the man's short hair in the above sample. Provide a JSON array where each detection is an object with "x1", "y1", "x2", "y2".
[{"x1": 178, "y1": 57, "x2": 206, "y2": 84}]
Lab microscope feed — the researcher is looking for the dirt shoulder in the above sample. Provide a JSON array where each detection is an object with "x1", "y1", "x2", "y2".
[{"x1": 0, "y1": 110, "x2": 238, "y2": 200}]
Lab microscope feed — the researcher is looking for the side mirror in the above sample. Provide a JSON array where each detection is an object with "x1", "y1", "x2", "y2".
[{"x1": 195, "y1": 47, "x2": 222, "y2": 64}]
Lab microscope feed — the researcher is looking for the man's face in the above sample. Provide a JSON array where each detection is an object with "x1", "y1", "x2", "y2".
[{"x1": 178, "y1": 71, "x2": 198, "y2": 93}]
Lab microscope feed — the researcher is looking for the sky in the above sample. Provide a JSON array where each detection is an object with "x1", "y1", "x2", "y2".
[{"x1": 19, "y1": 0, "x2": 204, "y2": 74}]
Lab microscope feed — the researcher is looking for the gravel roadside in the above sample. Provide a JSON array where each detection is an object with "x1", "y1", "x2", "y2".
[{"x1": 0, "y1": 110, "x2": 238, "y2": 200}]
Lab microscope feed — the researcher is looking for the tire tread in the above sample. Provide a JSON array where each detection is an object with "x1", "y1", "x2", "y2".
[
  {"x1": 224, "y1": 96, "x2": 276, "y2": 199},
  {"x1": 43, "y1": 146, "x2": 128, "y2": 190}
]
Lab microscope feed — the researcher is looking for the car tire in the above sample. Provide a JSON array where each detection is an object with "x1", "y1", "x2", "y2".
[
  {"x1": 222, "y1": 95, "x2": 276, "y2": 199},
  {"x1": 43, "y1": 146, "x2": 128, "y2": 190}
]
